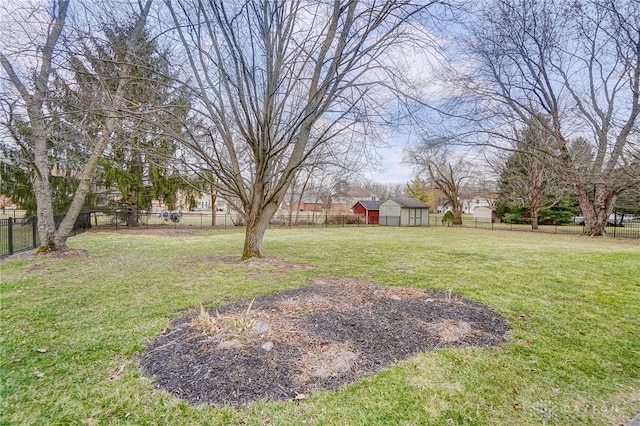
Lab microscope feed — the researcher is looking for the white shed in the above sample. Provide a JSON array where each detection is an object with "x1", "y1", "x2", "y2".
[
  {"x1": 473, "y1": 206, "x2": 499, "y2": 223},
  {"x1": 379, "y1": 197, "x2": 430, "y2": 226}
]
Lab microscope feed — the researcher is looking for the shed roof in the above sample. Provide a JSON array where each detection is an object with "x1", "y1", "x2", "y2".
[
  {"x1": 387, "y1": 197, "x2": 430, "y2": 208},
  {"x1": 345, "y1": 187, "x2": 378, "y2": 198},
  {"x1": 353, "y1": 200, "x2": 382, "y2": 211}
]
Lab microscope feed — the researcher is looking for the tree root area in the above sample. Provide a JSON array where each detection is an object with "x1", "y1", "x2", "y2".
[{"x1": 139, "y1": 278, "x2": 509, "y2": 407}]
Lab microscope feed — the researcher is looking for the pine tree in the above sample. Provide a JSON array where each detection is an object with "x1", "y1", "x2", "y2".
[{"x1": 70, "y1": 23, "x2": 192, "y2": 226}]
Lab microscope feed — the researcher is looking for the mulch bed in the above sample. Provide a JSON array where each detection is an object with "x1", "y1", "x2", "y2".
[{"x1": 139, "y1": 277, "x2": 509, "y2": 407}]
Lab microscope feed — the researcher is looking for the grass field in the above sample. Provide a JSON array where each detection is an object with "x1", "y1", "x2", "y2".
[{"x1": 1, "y1": 227, "x2": 638, "y2": 425}]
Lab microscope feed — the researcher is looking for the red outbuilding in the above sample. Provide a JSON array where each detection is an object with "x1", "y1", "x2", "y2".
[{"x1": 352, "y1": 200, "x2": 382, "y2": 224}]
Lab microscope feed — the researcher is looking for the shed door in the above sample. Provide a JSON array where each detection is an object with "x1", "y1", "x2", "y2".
[{"x1": 408, "y1": 208, "x2": 421, "y2": 226}]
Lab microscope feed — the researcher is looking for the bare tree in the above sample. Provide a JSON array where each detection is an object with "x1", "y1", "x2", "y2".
[
  {"x1": 456, "y1": 0, "x2": 640, "y2": 236},
  {"x1": 405, "y1": 141, "x2": 475, "y2": 224},
  {"x1": 1, "y1": 0, "x2": 153, "y2": 251},
  {"x1": 165, "y1": 0, "x2": 436, "y2": 259},
  {"x1": 363, "y1": 180, "x2": 407, "y2": 200},
  {"x1": 1, "y1": 0, "x2": 70, "y2": 250}
]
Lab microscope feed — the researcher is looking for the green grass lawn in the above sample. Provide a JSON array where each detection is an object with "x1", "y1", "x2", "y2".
[{"x1": 1, "y1": 227, "x2": 638, "y2": 425}]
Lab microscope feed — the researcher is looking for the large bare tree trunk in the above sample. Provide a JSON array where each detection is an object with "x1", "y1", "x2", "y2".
[
  {"x1": 452, "y1": 202, "x2": 463, "y2": 225},
  {"x1": 32, "y1": 168, "x2": 57, "y2": 250},
  {"x1": 242, "y1": 212, "x2": 271, "y2": 260},
  {"x1": 54, "y1": 117, "x2": 117, "y2": 245},
  {"x1": 242, "y1": 197, "x2": 280, "y2": 260},
  {"x1": 531, "y1": 211, "x2": 539, "y2": 230},
  {"x1": 31, "y1": 108, "x2": 57, "y2": 249},
  {"x1": 211, "y1": 184, "x2": 217, "y2": 227},
  {"x1": 557, "y1": 141, "x2": 616, "y2": 237},
  {"x1": 575, "y1": 182, "x2": 617, "y2": 237},
  {"x1": 530, "y1": 189, "x2": 542, "y2": 230}
]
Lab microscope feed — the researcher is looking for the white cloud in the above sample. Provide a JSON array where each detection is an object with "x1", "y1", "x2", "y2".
[{"x1": 365, "y1": 137, "x2": 415, "y2": 184}]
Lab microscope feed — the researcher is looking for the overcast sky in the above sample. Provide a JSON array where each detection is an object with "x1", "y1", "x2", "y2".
[{"x1": 365, "y1": 141, "x2": 415, "y2": 184}]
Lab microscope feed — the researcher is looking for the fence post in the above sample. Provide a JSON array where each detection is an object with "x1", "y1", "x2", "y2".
[
  {"x1": 32, "y1": 216, "x2": 37, "y2": 247},
  {"x1": 8, "y1": 217, "x2": 13, "y2": 255}
]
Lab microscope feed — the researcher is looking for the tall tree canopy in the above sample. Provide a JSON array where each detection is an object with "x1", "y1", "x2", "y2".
[
  {"x1": 166, "y1": 0, "x2": 438, "y2": 259},
  {"x1": 0, "y1": 0, "x2": 154, "y2": 250},
  {"x1": 434, "y1": 0, "x2": 640, "y2": 236},
  {"x1": 82, "y1": 23, "x2": 193, "y2": 226}
]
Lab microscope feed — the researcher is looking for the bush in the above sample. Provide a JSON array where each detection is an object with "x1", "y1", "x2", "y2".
[
  {"x1": 538, "y1": 208, "x2": 576, "y2": 225},
  {"x1": 503, "y1": 212, "x2": 530, "y2": 224},
  {"x1": 325, "y1": 215, "x2": 364, "y2": 225},
  {"x1": 441, "y1": 211, "x2": 456, "y2": 226}
]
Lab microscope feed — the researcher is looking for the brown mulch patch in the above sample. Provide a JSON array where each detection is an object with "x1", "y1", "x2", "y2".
[{"x1": 139, "y1": 278, "x2": 509, "y2": 407}]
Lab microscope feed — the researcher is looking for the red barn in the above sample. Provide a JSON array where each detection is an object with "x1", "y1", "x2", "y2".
[{"x1": 352, "y1": 200, "x2": 382, "y2": 224}]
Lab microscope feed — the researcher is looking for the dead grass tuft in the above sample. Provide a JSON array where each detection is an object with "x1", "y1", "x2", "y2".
[
  {"x1": 193, "y1": 300, "x2": 260, "y2": 344},
  {"x1": 427, "y1": 320, "x2": 473, "y2": 343},
  {"x1": 295, "y1": 343, "x2": 359, "y2": 384}
]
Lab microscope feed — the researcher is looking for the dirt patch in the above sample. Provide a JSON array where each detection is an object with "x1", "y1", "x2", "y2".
[
  {"x1": 41, "y1": 249, "x2": 89, "y2": 258},
  {"x1": 92, "y1": 227, "x2": 209, "y2": 237},
  {"x1": 25, "y1": 263, "x2": 48, "y2": 272},
  {"x1": 198, "y1": 255, "x2": 313, "y2": 278},
  {"x1": 139, "y1": 278, "x2": 509, "y2": 407}
]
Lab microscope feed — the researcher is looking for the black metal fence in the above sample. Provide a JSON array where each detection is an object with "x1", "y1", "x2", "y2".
[
  {"x1": 0, "y1": 212, "x2": 93, "y2": 257},
  {"x1": 442, "y1": 216, "x2": 640, "y2": 239},
  {"x1": 0, "y1": 217, "x2": 37, "y2": 256},
  {"x1": 83, "y1": 211, "x2": 371, "y2": 230},
  {"x1": 2, "y1": 211, "x2": 638, "y2": 257},
  {"x1": 79, "y1": 211, "x2": 640, "y2": 239}
]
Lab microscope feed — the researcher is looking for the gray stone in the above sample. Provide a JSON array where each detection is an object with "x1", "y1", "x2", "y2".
[
  {"x1": 627, "y1": 413, "x2": 640, "y2": 426},
  {"x1": 217, "y1": 339, "x2": 242, "y2": 350},
  {"x1": 253, "y1": 320, "x2": 271, "y2": 334},
  {"x1": 261, "y1": 341, "x2": 274, "y2": 351}
]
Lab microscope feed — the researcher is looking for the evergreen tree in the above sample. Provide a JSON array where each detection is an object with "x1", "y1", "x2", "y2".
[
  {"x1": 70, "y1": 23, "x2": 193, "y2": 226},
  {"x1": 496, "y1": 116, "x2": 573, "y2": 228},
  {"x1": 406, "y1": 178, "x2": 431, "y2": 206}
]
